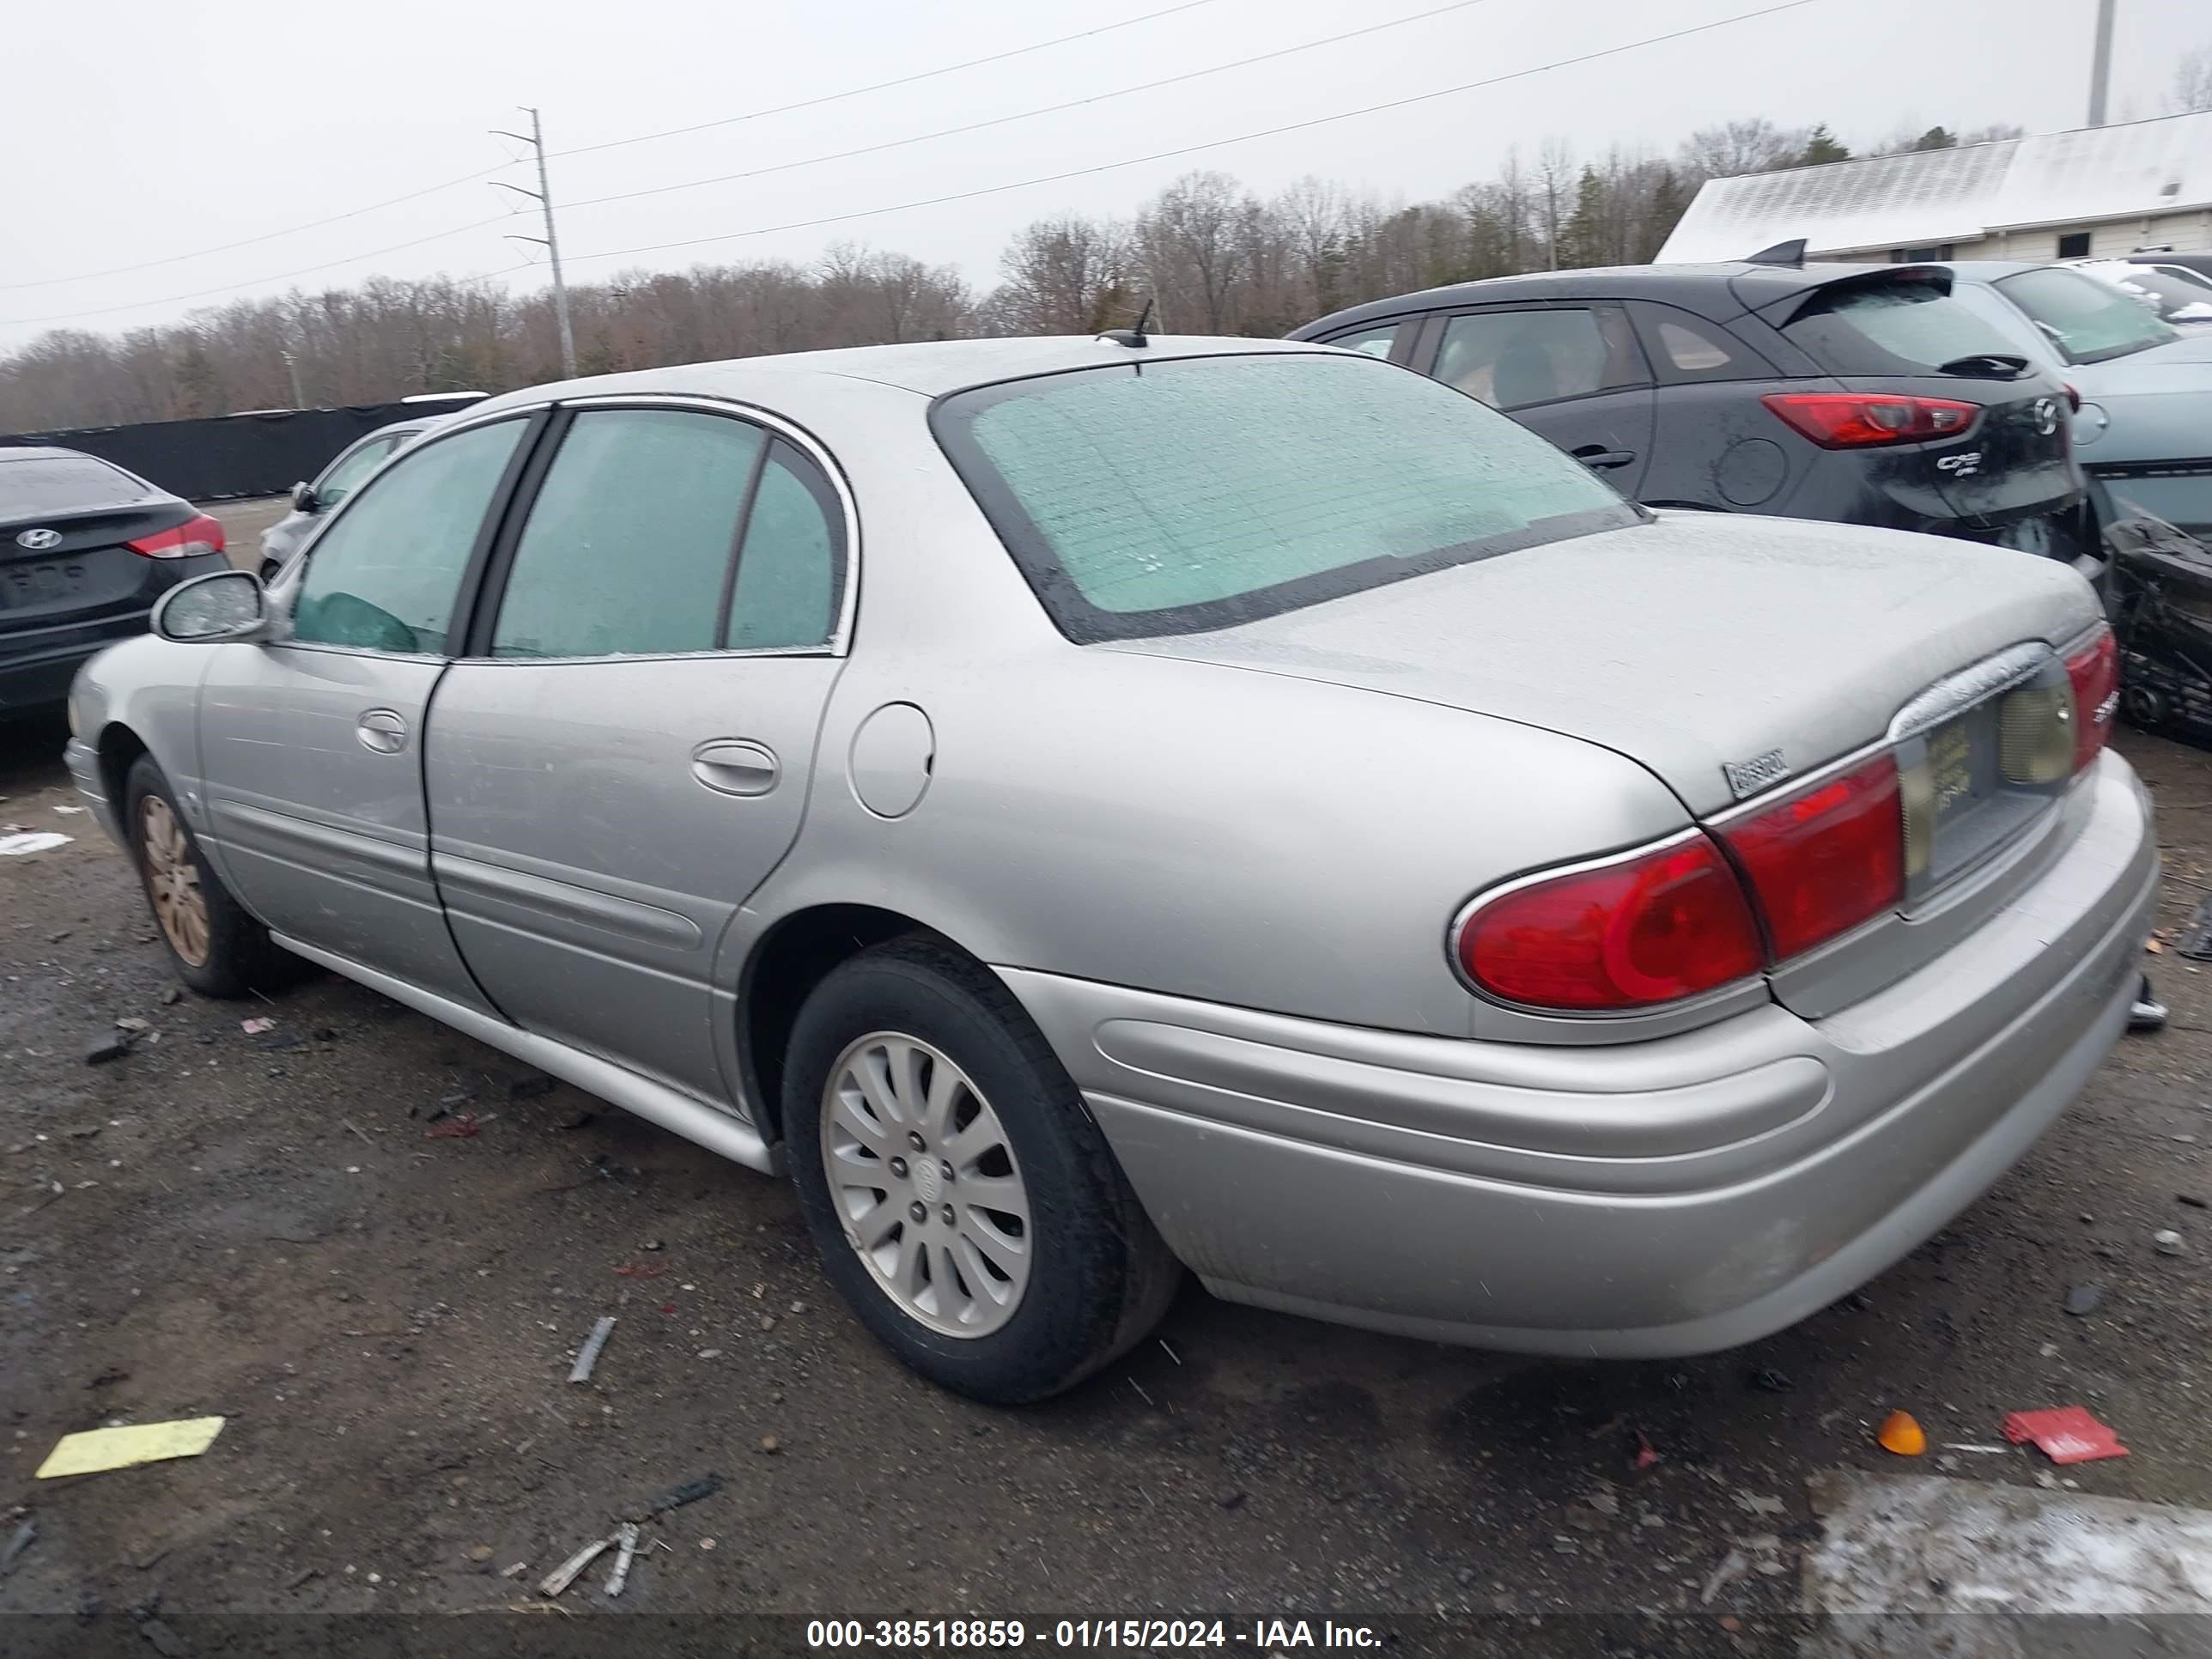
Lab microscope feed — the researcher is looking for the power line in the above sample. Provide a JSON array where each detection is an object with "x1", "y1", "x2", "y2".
[
  {"x1": 547, "y1": 0, "x2": 1231, "y2": 161},
  {"x1": 0, "y1": 0, "x2": 1218, "y2": 305},
  {"x1": 0, "y1": 166, "x2": 507, "y2": 293},
  {"x1": 554, "y1": 0, "x2": 1820, "y2": 270},
  {"x1": 1, "y1": 216, "x2": 514, "y2": 327},
  {"x1": 563, "y1": 0, "x2": 1494, "y2": 216}
]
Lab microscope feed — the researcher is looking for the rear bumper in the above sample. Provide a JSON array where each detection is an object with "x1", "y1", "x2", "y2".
[
  {"x1": 1003, "y1": 756, "x2": 2155, "y2": 1356},
  {"x1": 0, "y1": 553, "x2": 226, "y2": 714}
]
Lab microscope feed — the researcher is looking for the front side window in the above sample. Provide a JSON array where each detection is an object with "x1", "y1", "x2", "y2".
[
  {"x1": 1433, "y1": 307, "x2": 1647, "y2": 410},
  {"x1": 491, "y1": 410, "x2": 764, "y2": 659},
  {"x1": 292, "y1": 418, "x2": 526, "y2": 655},
  {"x1": 933, "y1": 352, "x2": 1636, "y2": 642},
  {"x1": 314, "y1": 436, "x2": 398, "y2": 509},
  {"x1": 1994, "y1": 266, "x2": 2179, "y2": 365}
]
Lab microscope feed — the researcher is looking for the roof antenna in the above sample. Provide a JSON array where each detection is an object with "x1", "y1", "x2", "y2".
[
  {"x1": 1743, "y1": 238, "x2": 1808, "y2": 267},
  {"x1": 1097, "y1": 296, "x2": 1155, "y2": 349}
]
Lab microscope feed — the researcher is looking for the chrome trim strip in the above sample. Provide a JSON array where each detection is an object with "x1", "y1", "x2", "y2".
[
  {"x1": 1887, "y1": 641, "x2": 2051, "y2": 743},
  {"x1": 1705, "y1": 733, "x2": 1896, "y2": 830}
]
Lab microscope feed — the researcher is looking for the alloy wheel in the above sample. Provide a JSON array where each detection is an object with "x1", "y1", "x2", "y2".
[
  {"x1": 820, "y1": 1031, "x2": 1033, "y2": 1338},
  {"x1": 139, "y1": 796, "x2": 210, "y2": 967}
]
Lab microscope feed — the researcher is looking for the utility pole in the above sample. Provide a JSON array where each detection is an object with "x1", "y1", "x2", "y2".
[
  {"x1": 2087, "y1": 0, "x2": 2117, "y2": 126},
  {"x1": 492, "y1": 106, "x2": 577, "y2": 378},
  {"x1": 280, "y1": 349, "x2": 304, "y2": 410}
]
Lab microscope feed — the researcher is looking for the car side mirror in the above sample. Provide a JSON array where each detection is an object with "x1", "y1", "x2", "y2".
[
  {"x1": 290, "y1": 481, "x2": 319, "y2": 512},
  {"x1": 153, "y1": 570, "x2": 270, "y2": 645}
]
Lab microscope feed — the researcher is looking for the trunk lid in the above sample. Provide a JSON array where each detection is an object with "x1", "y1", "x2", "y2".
[{"x1": 1111, "y1": 511, "x2": 2101, "y2": 818}]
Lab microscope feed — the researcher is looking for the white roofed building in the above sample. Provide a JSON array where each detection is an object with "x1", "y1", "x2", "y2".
[{"x1": 1655, "y1": 111, "x2": 2212, "y2": 266}]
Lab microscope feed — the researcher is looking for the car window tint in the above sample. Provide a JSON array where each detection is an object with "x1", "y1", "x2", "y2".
[
  {"x1": 492, "y1": 410, "x2": 763, "y2": 659},
  {"x1": 315, "y1": 437, "x2": 397, "y2": 508},
  {"x1": 0, "y1": 456, "x2": 148, "y2": 512},
  {"x1": 1780, "y1": 277, "x2": 2027, "y2": 374},
  {"x1": 1325, "y1": 324, "x2": 1401, "y2": 359},
  {"x1": 1637, "y1": 307, "x2": 1765, "y2": 381},
  {"x1": 1996, "y1": 267, "x2": 2183, "y2": 363},
  {"x1": 726, "y1": 440, "x2": 842, "y2": 651},
  {"x1": 934, "y1": 353, "x2": 1636, "y2": 641},
  {"x1": 292, "y1": 419, "x2": 525, "y2": 656},
  {"x1": 1433, "y1": 307, "x2": 1645, "y2": 410}
]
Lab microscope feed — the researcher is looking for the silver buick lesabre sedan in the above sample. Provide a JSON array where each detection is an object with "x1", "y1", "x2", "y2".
[{"x1": 64, "y1": 335, "x2": 2153, "y2": 1402}]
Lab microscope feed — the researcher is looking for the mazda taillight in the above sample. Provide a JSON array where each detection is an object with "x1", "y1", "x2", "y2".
[
  {"x1": 1717, "y1": 757, "x2": 1904, "y2": 961},
  {"x1": 2063, "y1": 624, "x2": 2118, "y2": 775},
  {"x1": 1761, "y1": 392, "x2": 1981, "y2": 448},
  {"x1": 126, "y1": 514, "x2": 225, "y2": 560},
  {"x1": 1455, "y1": 835, "x2": 1764, "y2": 1012}
]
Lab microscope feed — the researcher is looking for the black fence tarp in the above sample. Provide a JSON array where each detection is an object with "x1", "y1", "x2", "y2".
[{"x1": 0, "y1": 399, "x2": 482, "y2": 501}]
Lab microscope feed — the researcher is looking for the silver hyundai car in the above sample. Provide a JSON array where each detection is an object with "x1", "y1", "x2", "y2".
[{"x1": 64, "y1": 335, "x2": 2154, "y2": 1402}]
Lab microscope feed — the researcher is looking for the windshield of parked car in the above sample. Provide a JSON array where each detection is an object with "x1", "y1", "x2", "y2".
[
  {"x1": 0, "y1": 456, "x2": 147, "y2": 513},
  {"x1": 933, "y1": 352, "x2": 1638, "y2": 641},
  {"x1": 1778, "y1": 276, "x2": 2027, "y2": 374},
  {"x1": 1994, "y1": 266, "x2": 2180, "y2": 363},
  {"x1": 2076, "y1": 263, "x2": 2212, "y2": 324}
]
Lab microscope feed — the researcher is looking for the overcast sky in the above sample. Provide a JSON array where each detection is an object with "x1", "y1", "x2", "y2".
[{"x1": 2, "y1": 0, "x2": 2200, "y2": 353}]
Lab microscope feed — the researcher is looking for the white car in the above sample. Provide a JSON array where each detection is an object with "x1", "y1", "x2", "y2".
[{"x1": 2067, "y1": 259, "x2": 2212, "y2": 331}]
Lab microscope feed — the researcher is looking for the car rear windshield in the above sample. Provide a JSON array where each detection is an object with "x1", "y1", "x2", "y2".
[
  {"x1": 1994, "y1": 266, "x2": 2179, "y2": 364},
  {"x1": 0, "y1": 456, "x2": 147, "y2": 514},
  {"x1": 932, "y1": 353, "x2": 1638, "y2": 641},
  {"x1": 1778, "y1": 275, "x2": 2028, "y2": 374}
]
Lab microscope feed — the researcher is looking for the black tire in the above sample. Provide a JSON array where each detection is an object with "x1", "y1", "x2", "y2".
[
  {"x1": 123, "y1": 754, "x2": 294, "y2": 1000},
  {"x1": 784, "y1": 936, "x2": 1182, "y2": 1402}
]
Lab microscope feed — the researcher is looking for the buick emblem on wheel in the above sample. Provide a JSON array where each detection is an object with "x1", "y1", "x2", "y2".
[{"x1": 15, "y1": 526, "x2": 63, "y2": 550}]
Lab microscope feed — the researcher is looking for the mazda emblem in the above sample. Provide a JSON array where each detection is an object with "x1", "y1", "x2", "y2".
[{"x1": 14, "y1": 526, "x2": 63, "y2": 550}]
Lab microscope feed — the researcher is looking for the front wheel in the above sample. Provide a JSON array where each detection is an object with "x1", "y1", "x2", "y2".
[
  {"x1": 125, "y1": 755, "x2": 293, "y2": 999},
  {"x1": 784, "y1": 937, "x2": 1182, "y2": 1402}
]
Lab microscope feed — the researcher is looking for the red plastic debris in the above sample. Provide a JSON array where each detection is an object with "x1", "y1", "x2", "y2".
[
  {"x1": 614, "y1": 1264, "x2": 666, "y2": 1279},
  {"x1": 2003, "y1": 1406, "x2": 2130, "y2": 1465},
  {"x1": 1634, "y1": 1431, "x2": 1660, "y2": 1470},
  {"x1": 659, "y1": 1304, "x2": 677, "y2": 1316},
  {"x1": 424, "y1": 1115, "x2": 480, "y2": 1139}
]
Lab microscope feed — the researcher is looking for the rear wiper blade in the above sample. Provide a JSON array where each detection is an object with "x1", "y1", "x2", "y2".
[{"x1": 1936, "y1": 352, "x2": 2033, "y2": 379}]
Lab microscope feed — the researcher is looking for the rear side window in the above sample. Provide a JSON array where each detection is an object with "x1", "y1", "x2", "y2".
[
  {"x1": 933, "y1": 353, "x2": 1637, "y2": 642},
  {"x1": 1780, "y1": 278, "x2": 2026, "y2": 374},
  {"x1": 492, "y1": 410, "x2": 765, "y2": 659},
  {"x1": 0, "y1": 456, "x2": 147, "y2": 513},
  {"x1": 725, "y1": 441, "x2": 843, "y2": 651},
  {"x1": 1433, "y1": 307, "x2": 1647, "y2": 410},
  {"x1": 1633, "y1": 305, "x2": 1771, "y2": 383},
  {"x1": 1996, "y1": 266, "x2": 2182, "y2": 363}
]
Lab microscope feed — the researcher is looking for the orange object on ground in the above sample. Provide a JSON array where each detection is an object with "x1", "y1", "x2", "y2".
[{"x1": 1877, "y1": 1411, "x2": 1927, "y2": 1455}]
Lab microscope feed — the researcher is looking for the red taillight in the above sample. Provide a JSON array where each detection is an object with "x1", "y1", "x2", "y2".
[
  {"x1": 2063, "y1": 625, "x2": 2118, "y2": 774},
  {"x1": 126, "y1": 513, "x2": 225, "y2": 561},
  {"x1": 1761, "y1": 392, "x2": 1982, "y2": 448},
  {"x1": 1718, "y1": 757, "x2": 1904, "y2": 961},
  {"x1": 1455, "y1": 835, "x2": 1764, "y2": 1012}
]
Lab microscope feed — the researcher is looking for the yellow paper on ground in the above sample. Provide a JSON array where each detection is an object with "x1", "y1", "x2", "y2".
[{"x1": 36, "y1": 1417, "x2": 225, "y2": 1479}]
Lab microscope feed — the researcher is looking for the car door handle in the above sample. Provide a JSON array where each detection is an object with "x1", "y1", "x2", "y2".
[
  {"x1": 691, "y1": 738, "x2": 778, "y2": 797},
  {"x1": 356, "y1": 708, "x2": 409, "y2": 754},
  {"x1": 1570, "y1": 445, "x2": 1638, "y2": 470}
]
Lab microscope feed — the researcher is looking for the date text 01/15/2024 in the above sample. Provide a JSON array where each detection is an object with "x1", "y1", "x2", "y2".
[{"x1": 805, "y1": 1619, "x2": 1383, "y2": 1649}]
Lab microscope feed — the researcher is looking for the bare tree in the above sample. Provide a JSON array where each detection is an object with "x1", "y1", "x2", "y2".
[
  {"x1": 994, "y1": 216, "x2": 1133, "y2": 334},
  {"x1": 2174, "y1": 43, "x2": 2212, "y2": 112}
]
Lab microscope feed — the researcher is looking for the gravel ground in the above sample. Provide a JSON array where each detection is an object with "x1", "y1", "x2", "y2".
[{"x1": 2, "y1": 511, "x2": 2209, "y2": 1653}]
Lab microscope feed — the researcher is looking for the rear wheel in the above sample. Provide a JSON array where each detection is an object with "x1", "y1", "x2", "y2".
[
  {"x1": 784, "y1": 937, "x2": 1181, "y2": 1402},
  {"x1": 125, "y1": 754, "x2": 293, "y2": 1000}
]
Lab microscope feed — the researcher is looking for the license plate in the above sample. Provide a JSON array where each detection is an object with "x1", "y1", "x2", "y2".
[
  {"x1": 1923, "y1": 704, "x2": 1996, "y2": 837},
  {"x1": 0, "y1": 561, "x2": 84, "y2": 609}
]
